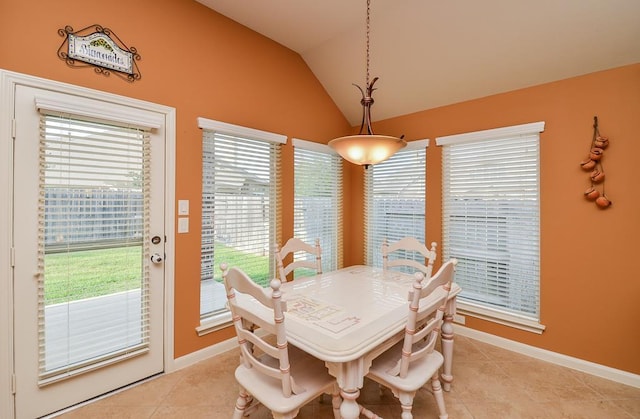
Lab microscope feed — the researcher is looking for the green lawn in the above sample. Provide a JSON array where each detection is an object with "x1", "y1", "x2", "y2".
[
  {"x1": 44, "y1": 242, "x2": 271, "y2": 304},
  {"x1": 212, "y1": 242, "x2": 270, "y2": 287},
  {"x1": 45, "y1": 246, "x2": 143, "y2": 305}
]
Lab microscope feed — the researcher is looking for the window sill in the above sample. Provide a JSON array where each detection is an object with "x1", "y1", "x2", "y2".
[
  {"x1": 196, "y1": 311, "x2": 232, "y2": 336},
  {"x1": 456, "y1": 300, "x2": 546, "y2": 334}
]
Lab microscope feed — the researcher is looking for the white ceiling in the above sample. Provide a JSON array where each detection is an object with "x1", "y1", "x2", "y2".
[{"x1": 196, "y1": 0, "x2": 640, "y2": 126}]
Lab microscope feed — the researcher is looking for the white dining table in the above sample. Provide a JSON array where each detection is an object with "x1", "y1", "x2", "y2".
[{"x1": 279, "y1": 265, "x2": 461, "y2": 419}]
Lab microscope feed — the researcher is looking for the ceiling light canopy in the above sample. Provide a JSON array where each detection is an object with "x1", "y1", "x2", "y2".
[{"x1": 328, "y1": 0, "x2": 406, "y2": 168}]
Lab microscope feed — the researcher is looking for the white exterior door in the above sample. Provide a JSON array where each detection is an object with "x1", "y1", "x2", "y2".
[{"x1": 11, "y1": 82, "x2": 169, "y2": 418}]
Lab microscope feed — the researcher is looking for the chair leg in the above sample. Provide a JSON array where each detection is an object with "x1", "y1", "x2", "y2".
[
  {"x1": 358, "y1": 404, "x2": 383, "y2": 418},
  {"x1": 330, "y1": 383, "x2": 342, "y2": 419},
  {"x1": 232, "y1": 387, "x2": 251, "y2": 419},
  {"x1": 397, "y1": 391, "x2": 417, "y2": 419},
  {"x1": 431, "y1": 374, "x2": 448, "y2": 419}
]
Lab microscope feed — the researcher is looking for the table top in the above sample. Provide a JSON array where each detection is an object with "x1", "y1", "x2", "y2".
[{"x1": 278, "y1": 265, "x2": 461, "y2": 363}]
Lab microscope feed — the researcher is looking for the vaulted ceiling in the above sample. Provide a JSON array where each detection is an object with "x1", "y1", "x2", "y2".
[{"x1": 196, "y1": 0, "x2": 640, "y2": 125}]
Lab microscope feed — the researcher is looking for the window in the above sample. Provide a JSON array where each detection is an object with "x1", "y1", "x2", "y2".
[
  {"x1": 364, "y1": 140, "x2": 428, "y2": 269},
  {"x1": 198, "y1": 118, "x2": 285, "y2": 327},
  {"x1": 436, "y1": 122, "x2": 545, "y2": 333},
  {"x1": 292, "y1": 139, "x2": 343, "y2": 274},
  {"x1": 39, "y1": 113, "x2": 151, "y2": 382}
]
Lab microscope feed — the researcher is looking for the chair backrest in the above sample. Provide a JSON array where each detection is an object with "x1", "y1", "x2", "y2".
[
  {"x1": 389, "y1": 259, "x2": 456, "y2": 379},
  {"x1": 221, "y1": 263, "x2": 304, "y2": 396},
  {"x1": 382, "y1": 237, "x2": 437, "y2": 276},
  {"x1": 275, "y1": 237, "x2": 322, "y2": 282},
  {"x1": 419, "y1": 258, "x2": 457, "y2": 300}
]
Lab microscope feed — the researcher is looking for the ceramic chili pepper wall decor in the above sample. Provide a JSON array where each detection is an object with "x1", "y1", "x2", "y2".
[{"x1": 580, "y1": 116, "x2": 612, "y2": 209}]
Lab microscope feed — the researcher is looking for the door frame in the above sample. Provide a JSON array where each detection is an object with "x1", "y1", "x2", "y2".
[{"x1": 0, "y1": 70, "x2": 176, "y2": 419}]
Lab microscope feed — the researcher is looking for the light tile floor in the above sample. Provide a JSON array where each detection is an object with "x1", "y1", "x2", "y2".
[{"x1": 55, "y1": 335, "x2": 640, "y2": 418}]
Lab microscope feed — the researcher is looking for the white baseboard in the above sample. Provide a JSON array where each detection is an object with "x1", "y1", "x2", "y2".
[
  {"x1": 454, "y1": 325, "x2": 640, "y2": 389},
  {"x1": 170, "y1": 338, "x2": 239, "y2": 372}
]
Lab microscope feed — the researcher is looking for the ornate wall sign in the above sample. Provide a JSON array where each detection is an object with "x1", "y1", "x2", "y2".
[{"x1": 57, "y1": 24, "x2": 141, "y2": 82}]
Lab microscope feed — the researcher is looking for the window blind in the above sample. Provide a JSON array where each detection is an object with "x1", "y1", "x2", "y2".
[
  {"x1": 364, "y1": 141, "x2": 427, "y2": 269},
  {"x1": 293, "y1": 139, "x2": 343, "y2": 275},
  {"x1": 200, "y1": 126, "x2": 282, "y2": 319},
  {"x1": 439, "y1": 128, "x2": 541, "y2": 320},
  {"x1": 38, "y1": 114, "x2": 150, "y2": 385}
]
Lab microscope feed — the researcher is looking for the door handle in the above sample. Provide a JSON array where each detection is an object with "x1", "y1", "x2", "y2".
[{"x1": 150, "y1": 253, "x2": 164, "y2": 264}]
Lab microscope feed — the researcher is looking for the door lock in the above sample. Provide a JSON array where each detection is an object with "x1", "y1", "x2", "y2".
[{"x1": 150, "y1": 253, "x2": 163, "y2": 264}]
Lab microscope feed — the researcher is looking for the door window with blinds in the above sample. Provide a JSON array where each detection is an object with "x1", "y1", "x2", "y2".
[
  {"x1": 39, "y1": 113, "x2": 151, "y2": 383},
  {"x1": 198, "y1": 118, "x2": 285, "y2": 322},
  {"x1": 292, "y1": 139, "x2": 343, "y2": 275},
  {"x1": 364, "y1": 140, "x2": 428, "y2": 269},
  {"x1": 437, "y1": 122, "x2": 544, "y2": 331}
]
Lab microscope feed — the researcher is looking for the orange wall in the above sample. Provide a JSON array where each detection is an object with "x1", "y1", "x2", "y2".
[
  {"x1": 0, "y1": 0, "x2": 350, "y2": 358},
  {"x1": 350, "y1": 63, "x2": 640, "y2": 374},
  {"x1": 2, "y1": 0, "x2": 639, "y2": 375}
]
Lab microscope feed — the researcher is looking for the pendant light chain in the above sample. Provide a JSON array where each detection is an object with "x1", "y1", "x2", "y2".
[{"x1": 366, "y1": 0, "x2": 371, "y2": 87}]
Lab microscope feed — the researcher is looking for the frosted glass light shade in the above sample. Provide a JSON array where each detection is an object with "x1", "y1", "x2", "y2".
[{"x1": 328, "y1": 134, "x2": 407, "y2": 166}]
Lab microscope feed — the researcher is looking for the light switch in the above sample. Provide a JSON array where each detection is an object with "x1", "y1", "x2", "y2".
[
  {"x1": 178, "y1": 199, "x2": 189, "y2": 215},
  {"x1": 178, "y1": 217, "x2": 189, "y2": 233}
]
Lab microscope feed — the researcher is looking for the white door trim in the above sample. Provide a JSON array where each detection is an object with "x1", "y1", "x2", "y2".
[{"x1": 0, "y1": 69, "x2": 176, "y2": 418}]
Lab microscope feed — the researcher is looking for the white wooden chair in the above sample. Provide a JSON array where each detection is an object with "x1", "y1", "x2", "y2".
[
  {"x1": 221, "y1": 263, "x2": 341, "y2": 419},
  {"x1": 275, "y1": 237, "x2": 322, "y2": 282},
  {"x1": 382, "y1": 237, "x2": 437, "y2": 275},
  {"x1": 364, "y1": 259, "x2": 456, "y2": 419}
]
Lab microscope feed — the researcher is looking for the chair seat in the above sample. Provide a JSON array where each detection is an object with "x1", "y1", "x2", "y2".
[
  {"x1": 235, "y1": 345, "x2": 335, "y2": 414},
  {"x1": 368, "y1": 337, "x2": 444, "y2": 393}
]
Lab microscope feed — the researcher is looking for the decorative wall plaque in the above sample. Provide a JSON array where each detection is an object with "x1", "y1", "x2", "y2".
[{"x1": 57, "y1": 24, "x2": 141, "y2": 82}]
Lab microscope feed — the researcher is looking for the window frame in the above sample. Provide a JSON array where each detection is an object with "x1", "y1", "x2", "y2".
[
  {"x1": 436, "y1": 121, "x2": 546, "y2": 334},
  {"x1": 292, "y1": 138, "x2": 343, "y2": 274},
  {"x1": 37, "y1": 113, "x2": 152, "y2": 383},
  {"x1": 364, "y1": 140, "x2": 428, "y2": 269},
  {"x1": 196, "y1": 117, "x2": 286, "y2": 334}
]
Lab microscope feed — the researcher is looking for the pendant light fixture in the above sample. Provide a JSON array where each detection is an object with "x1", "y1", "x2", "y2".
[{"x1": 328, "y1": 0, "x2": 406, "y2": 168}]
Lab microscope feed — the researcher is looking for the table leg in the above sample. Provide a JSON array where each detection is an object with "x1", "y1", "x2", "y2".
[
  {"x1": 440, "y1": 298, "x2": 456, "y2": 391},
  {"x1": 339, "y1": 388, "x2": 362, "y2": 419},
  {"x1": 327, "y1": 359, "x2": 367, "y2": 419}
]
